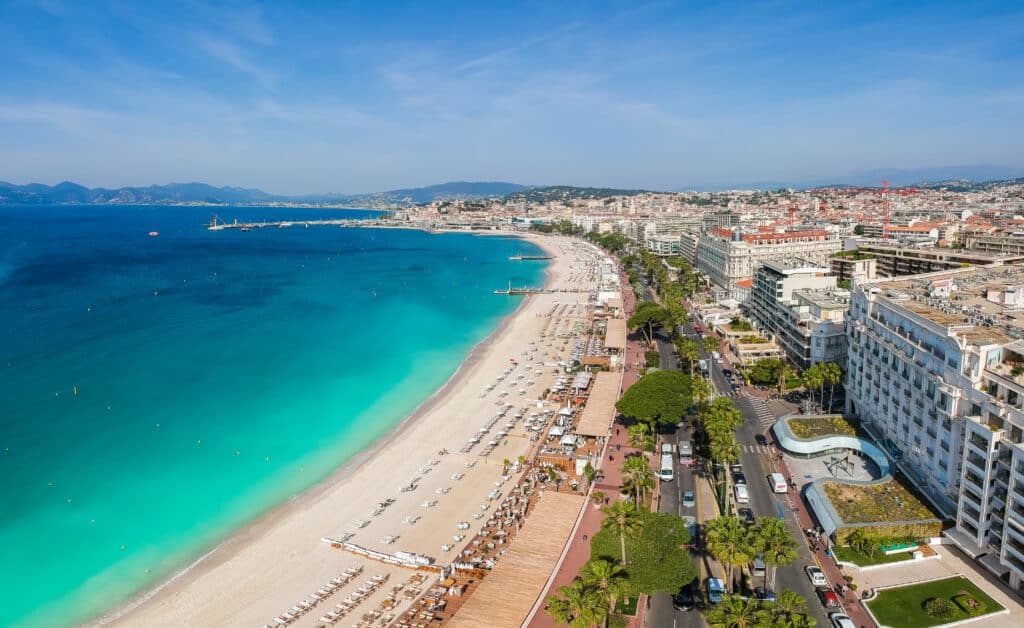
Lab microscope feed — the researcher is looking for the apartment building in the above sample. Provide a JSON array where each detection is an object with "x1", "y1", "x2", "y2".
[
  {"x1": 679, "y1": 231, "x2": 700, "y2": 266},
  {"x1": 967, "y1": 234, "x2": 1024, "y2": 256},
  {"x1": 645, "y1": 234, "x2": 681, "y2": 256},
  {"x1": 855, "y1": 241, "x2": 1024, "y2": 277},
  {"x1": 747, "y1": 260, "x2": 845, "y2": 370},
  {"x1": 696, "y1": 228, "x2": 842, "y2": 289},
  {"x1": 846, "y1": 264, "x2": 1024, "y2": 594},
  {"x1": 830, "y1": 253, "x2": 878, "y2": 284}
]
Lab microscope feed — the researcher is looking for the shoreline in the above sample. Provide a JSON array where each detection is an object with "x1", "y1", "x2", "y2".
[{"x1": 95, "y1": 231, "x2": 566, "y2": 626}]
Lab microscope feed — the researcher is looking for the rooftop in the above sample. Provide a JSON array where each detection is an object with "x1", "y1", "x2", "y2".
[
  {"x1": 792, "y1": 288, "x2": 851, "y2": 310},
  {"x1": 865, "y1": 263, "x2": 1024, "y2": 344}
]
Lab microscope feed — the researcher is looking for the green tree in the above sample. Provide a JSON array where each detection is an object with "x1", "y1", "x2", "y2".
[
  {"x1": 628, "y1": 301, "x2": 670, "y2": 348},
  {"x1": 600, "y1": 501, "x2": 643, "y2": 565},
  {"x1": 590, "y1": 510, "x2": 697, "y2": 596},
  {"x1": 545, "y1": 580, "x2": 608, "y2": 628},
  {"x1": 615, "y1": 370, "x2": 693, "y2": 431},
  {"x1": 729, "y1": 317, "x2": 754, "y2": 332},
  {"x1": 853, "y1": 224, "x2": 865, "y2": 236},
  {"x1": 748, "y1": 358, "x2": 784, "y2": 386},
  {"x1": 645, "y1": 349, "x2": 661, "y2": 368},
  {"x1": 705, "y1": 516, "x2": 755, "y2": 593},
  {"x1": 776, "y1": 360, "x2": 795, "y2": 393},
  {"x1": 752, "y1": 517, "x2": 798, "y2": 591},
  {"x1": 703, "y1": 335, "x2": 719, "y2": 356},
  {"x1": 707, "y1": 594, "x2": 761, "y2": 628},
  {"x1": 580, "y1": 559, "x2": 629, "y2": 626}
]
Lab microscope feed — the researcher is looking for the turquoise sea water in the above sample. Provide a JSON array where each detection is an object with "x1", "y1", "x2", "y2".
[{"x1": 0, "y1": 205, "x2": 546, "y2": 627}]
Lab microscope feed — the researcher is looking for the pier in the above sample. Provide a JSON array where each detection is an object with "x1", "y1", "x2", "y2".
[
  {"x1": 207, "y1": 216, "x2": 361, "y2": 231},
  {"x1": 494, "y1": 281, "x2": 545, "y2": 295},
  {"x1": 509, "y1": 255, "x2": 552, "y2": 261}
]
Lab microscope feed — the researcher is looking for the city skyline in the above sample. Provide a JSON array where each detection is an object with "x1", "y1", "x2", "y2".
[{"x1": 1, "y1": 0, "x2": 1023, "y2": 194}]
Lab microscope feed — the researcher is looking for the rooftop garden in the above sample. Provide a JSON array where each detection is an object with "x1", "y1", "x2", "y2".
[
  {"x1": 832, "y1": 249, "x2": 875, "y2": 260},
  {"x1": 786, "y1": 416, "x2": 857, "y2": 439},
  {"x1": 724, "y1": 317, "x2": 754, "y2": 332},
  {"x1": 738, "y1": 335, "x2": 770, "y2": 344},
  {"x1": 832, "y1": 544, "x2": 915, "y2": 567},
  {"x1": 867, "y1": 576, "x2": 1003, "y2": 628},
  {"x1": 823, "y1": 480, "x2": 938, "y2": 524}
]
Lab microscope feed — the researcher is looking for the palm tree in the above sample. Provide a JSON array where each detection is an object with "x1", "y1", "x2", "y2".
[
  {"x1": 770, "y1": 589, "x2": 808, "y2": 617},
  {"x1": 627, "y1": 423, "x2": 650, "y2": 450},
  {"x1": 752, "y1": 517, "x2": 798, "y2": 591},
  {"x1": 621, "y1": 456, "x2": 654, "y2": 504},
  {"x1": 545, "y1": 580, "x2": 607, "y2": 627},
  {"x1": 692, "y1": 375, "x2": 712, "y2": 409},
  {"x1": 705, "y1": 516, "x2": 755, "y2": 593},
  {"x1": 776, "y1": 361, "x2": 796, "y2": 394},
  {"x1": 600, "y1": 501, "x2": 643, "y2": 565},
  {"x1": 707, "y1": 594, "x2": 761, "y2": 628},
  {"x1": 823, "y1": 361, "x2": 842, "y2": 411},
  {"x1": 675, "y1": 337, "x2": 700, "y2": 376},
  {"x1": 703, "y1": 335, "x2": 719, "y2": 356},
  {"x1": 580, "y1": 559, "x2": 629, "y2": 626}
]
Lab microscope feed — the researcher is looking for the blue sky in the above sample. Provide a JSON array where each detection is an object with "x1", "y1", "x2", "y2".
[{"x1": 1, "y1": 0, "x2": 1022, "y2": 193}]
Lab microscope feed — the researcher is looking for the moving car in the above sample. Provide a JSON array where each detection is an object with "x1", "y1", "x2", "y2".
[
  {"x1": 681, "y1": 515, "x2": 697, "y2": 549},
  {"x1": 678, "y1": 440, "x2": 693, "y2": 465},
  {"x1": 805, "y1": 565, "x2": 828, "y2": 587},
  {"x1": 816, "y1": 586, "x2": 840, "y2": 608},
  {"x1": 755, "y1": 434, "x2": 768, "y2": 446},
  {"x1": 829, "y1": 613, "x2": 855, "y2": 628},
  {"x1": 672, "y1": 580, "x2": 696, "y2": 611},
  {"x1": 738, "y1": 508, "x2": 755, "y2": 525},
  {"x1": 682, "y1": 490, "x2": 695, "y2": 508}
]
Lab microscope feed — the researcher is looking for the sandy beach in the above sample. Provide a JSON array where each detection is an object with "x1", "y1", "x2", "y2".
[{"x1": 103, "y1": 233, "x2": 605, "y2": 627}]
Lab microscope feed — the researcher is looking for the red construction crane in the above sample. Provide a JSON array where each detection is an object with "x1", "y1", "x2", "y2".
[{"x1": 881, "y1": 179, "x2": 891, "y2": 240}]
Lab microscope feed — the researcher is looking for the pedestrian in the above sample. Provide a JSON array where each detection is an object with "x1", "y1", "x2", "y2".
[{"x1": 582, "y1": 534, "x2": 588, "y2": 542}]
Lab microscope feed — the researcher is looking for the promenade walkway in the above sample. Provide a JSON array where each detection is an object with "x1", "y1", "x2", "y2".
[{"x1": 528, "y1": 267, "x2": 646, "y2": 628}]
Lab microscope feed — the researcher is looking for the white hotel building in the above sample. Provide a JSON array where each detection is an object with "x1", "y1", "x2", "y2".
[
  {"x1": 846, "y1": 264, "x2": 1024, "y2": 593},
  {"x1": 696, "y1": 228, "x2": 842, "y2": 290}
]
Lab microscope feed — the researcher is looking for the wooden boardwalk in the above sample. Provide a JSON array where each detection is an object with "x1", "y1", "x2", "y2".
[{"x1": 448, "y1": 491, "x2": 585, "y2": 628}]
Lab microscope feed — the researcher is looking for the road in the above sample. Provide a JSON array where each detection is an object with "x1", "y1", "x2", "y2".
[{"x1": 644, "y1": 301, "x2": 827, "y2": 627}]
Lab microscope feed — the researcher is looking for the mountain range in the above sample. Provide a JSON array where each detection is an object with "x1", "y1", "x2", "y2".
[
  {"x1": 2, "y1": 165, "x2": 1022, "y2": 206},
  {"x1": 0, "y1": 180, "x2": 526, "y2": 206}
]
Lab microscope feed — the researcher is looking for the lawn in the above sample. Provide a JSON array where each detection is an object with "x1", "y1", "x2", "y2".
[
  {"x1": 614, "y1": 596, "x2": 639, "y2": 616},
  {"x1": 832, "y1": 545, "x2": 914, "y2": 566},
  {"x1": 787, "y1": 416, "x2": 857, "y2": 439},
  {"x1": 868, "y1": 576, "x2": 1003, "y2": 628},
  {"x1": 824, "y1": 480, "x2": 937, "y2": 523}
]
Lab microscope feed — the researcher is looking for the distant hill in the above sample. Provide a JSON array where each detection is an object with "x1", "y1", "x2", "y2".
[
  {"x1": 0, "y1": 180, "x2": 525, "y2": 206},
  {"x1": 504, "y1": 186, "x2": 653, "y2": 203},
  {"x1": 679, "y1": 165, "x2": 1024, "y2": 192}
]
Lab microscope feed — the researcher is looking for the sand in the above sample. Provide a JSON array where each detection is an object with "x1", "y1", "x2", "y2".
[{"x1": 103, "y1": 233, "x2": 606, "y2": 627}]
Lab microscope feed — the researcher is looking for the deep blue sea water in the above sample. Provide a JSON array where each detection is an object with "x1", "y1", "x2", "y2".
[{"x1": 0, "y1": 205, "x2": 545, "y2": 627}]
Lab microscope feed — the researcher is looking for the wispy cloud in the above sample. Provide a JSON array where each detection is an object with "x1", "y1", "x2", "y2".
[{"x1": 191, "y1": 33, "x2": 275, "y2": 87}]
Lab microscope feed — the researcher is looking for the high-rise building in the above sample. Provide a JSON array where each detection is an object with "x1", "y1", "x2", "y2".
[{"x1": 846, "y1": 263, "x2": 1024, "y2": 593}]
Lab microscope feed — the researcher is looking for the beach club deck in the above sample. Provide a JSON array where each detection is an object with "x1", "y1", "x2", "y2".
[{"x1": 446, "y1": 491, "x2": 585, "y2": 628}]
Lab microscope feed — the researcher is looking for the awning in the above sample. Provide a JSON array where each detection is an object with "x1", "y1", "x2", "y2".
[{"x1": 548, "y1": 425, "x2": 565, "y2": 437}]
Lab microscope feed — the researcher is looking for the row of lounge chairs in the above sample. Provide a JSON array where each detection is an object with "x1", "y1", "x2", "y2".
[
  {"x1": 315, "y1": 573, "x2": 390, "y2": 625},
  {"x1": 270, "y1": 565, "x2": 364, "y2": 626}
]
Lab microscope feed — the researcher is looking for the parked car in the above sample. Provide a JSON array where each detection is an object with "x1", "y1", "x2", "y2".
[
  {"x1": 682, "y1": 490, "x2": 696, "y2": 508},
  {"x1": 672, "y1": 580, "x2": 697, "y2": 611},
  {"x1": 755, "y1": 434, "x2": 768, "y2": 446},
  {"x1": 829, "y1": 613, "x2": 855, "y2": 628},
  {"x1": 753, "y1": 587, "x2": 775, "y2": 602},
  {"x1": 805, "y1": 566, "x2": 828, "y2": 587},
  {"x1": 733, "y1": 483, "x2": 749, "y2": 504},
  {"x1": 732, "y1": 472, "x2": 747, "y2": 485},
  {"x1": 706, "y1": 578, "x2": 726, "y2": 604},
  {"x1": 816, "y1": 586, "x2": 840, "y2": 608},
  {"x1": 738, "y1": 508, "x2": 755, "y2": 525}
]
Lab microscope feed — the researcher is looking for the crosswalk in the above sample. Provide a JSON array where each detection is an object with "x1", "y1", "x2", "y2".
[
  {"x1": 751, "y1": 398, "x2": 776, "y2": 428},
  {"x1": 742, "y1": 444, "x2": 773, "y2": 454}
]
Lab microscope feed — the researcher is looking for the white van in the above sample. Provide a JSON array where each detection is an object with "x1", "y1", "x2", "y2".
[
  {"x1": 661, "y1": 442, "x2": 674, "y2": 456},
  {"x1": 659, "y1": 454, "x2": 674, "y2": 481},
  {"x1": 734, "y1": 483, "x2": 749, "y2": 504},
  {"x1": 769, "y1": 472, "x2": 788, "y2": 493},
  {"x1": 712, "y1": 351, "x2": 722, "y2": 362}
]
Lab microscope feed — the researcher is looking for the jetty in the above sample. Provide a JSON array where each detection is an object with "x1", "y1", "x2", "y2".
[
  {"x1": 207, "y1": 216, "x2": 361, "y2": 231},
  {"x1": 508, "y1": 255, "x2": 551, "y2": 261},
  {"x1": 494, "y1": 281, "x2": 544, "y2": 295}
]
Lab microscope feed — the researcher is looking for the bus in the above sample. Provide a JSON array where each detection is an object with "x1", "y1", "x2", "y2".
[{"x1": 659, "y1": 453, "x2": 674, "y2": 481}]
